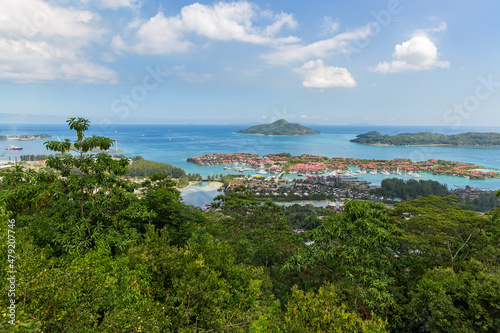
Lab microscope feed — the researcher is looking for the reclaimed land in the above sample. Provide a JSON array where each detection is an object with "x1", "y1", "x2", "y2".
[
  {"x1": 351, "y1": 131, "x2": 500, "y2": 146},
  {"x1": 187, "y1": 152, "x2": 499, "y2": 179}
]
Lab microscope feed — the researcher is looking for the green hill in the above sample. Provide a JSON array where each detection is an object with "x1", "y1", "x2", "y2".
[
  {"x1": 237, "y1": 119, "x2": 320, "y2": 136},
  {"x1": 351, "y1": 131, "x2": 500, "y2": 146}
]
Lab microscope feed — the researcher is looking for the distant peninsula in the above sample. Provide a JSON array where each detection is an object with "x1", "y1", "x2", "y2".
[
  {"x1": 237, "y1": 119, "x2": 320, "y2": 136},
  {"x1": 0, "y1": 134, "x2": 52, "y2": 141},
  {"x1": 351, "y1": 131, "x2": 500, "y2": 146}
]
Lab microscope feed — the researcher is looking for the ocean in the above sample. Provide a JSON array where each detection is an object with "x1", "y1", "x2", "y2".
[{"x1": 2, "y1": 123, "x2": 500, "y2": 200}]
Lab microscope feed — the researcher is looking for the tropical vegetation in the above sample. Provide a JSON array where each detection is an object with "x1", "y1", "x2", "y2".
[
  {"x1": 351, "y1": 131, "x2": 500, "y2": 146},
  {"x1": 1, "y1": 118, "x2": 499, "y2": 332}
]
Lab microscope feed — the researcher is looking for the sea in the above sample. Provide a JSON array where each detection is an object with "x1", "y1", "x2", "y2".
[{"x1": 2, "y1": 123, "x2": 500, "y2": 206}]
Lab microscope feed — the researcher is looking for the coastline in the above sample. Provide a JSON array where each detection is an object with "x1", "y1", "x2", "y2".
[{"x1": 353, "y1": 142, "x2": 500, "y2": 147}]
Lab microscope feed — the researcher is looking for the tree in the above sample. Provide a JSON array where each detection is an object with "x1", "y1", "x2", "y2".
[
  {"x1": 141, "y1": 173, "x2": 204, "y2": 246},
  {"x1": 282, "y1": 284, "x2": 388, "y2": 332},
  {"x1": 393, "y1": 196, "x2": 498, "y2": 269},
  {"x1": 400, "y1": 260, "x2": 500, "y2": 333},
  {"x1": 284, "y1": 200, "x2": 401, "y2": 316},
  {"x1": 0, "y1": 117, "x2": 153, "y2": 255}
]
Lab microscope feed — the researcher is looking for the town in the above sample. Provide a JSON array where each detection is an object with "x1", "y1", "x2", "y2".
[{"x1": 187, "y1": 152, "x2": 499, "y2": 179}]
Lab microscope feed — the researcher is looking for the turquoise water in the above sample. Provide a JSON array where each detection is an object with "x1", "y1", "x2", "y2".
[{"x1": 2, "y1": 123, "x2": 500, "y2": 191}]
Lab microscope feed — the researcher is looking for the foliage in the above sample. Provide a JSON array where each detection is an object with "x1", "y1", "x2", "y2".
[
  {"x1": 372, "y1": 178, "x2": 449, "y2": 200},
  {"x1": 237, "y1": 119, "x2": 320, "y2": 136},
  {"x1": 126, "y1": 155, "x2": 186, "y2": 178},
  {"x1": 19, "y1": 154, "x2": 54, "y2": 161},
  {"x1": 400, "y1": 261, "x2": 500, "y2": 333},
  {"x1": 456, "y1": 191, "x2": 500, "y2": 212},
  {"x1": 283, "y1": 204, "x2": 335, "y2": 230},
  {"x1": 2, "y1": 117, "x2": 500, "y2": 332},
  {"x1": 352, "y1": 131, "x2": 500, "y2": 146},
  {"x1": 285, "y1": 200, "x2": 402, "y2": 316},
  {"x1": 282, "y1": 284, "x2": 388, "y2": 332},
  {"x1": 141, "y1": 174, "x2": 204, "y2": 246},
  {"x1": 393, "y1": 196, "x2": 499, "y2": 268},
  {"x1": 127, "y1": 224, "x2": 278, "y2": 332}
]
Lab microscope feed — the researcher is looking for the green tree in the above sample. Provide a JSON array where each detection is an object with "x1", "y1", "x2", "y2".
[
  {"x1": 0, "y1": 118, "x2": 153, "y2": 255},
  {"x1": 281, "y1": 284, "x2": 388, "y2": 333},
  {"x1": 284, "y1": 200, "x2": 401, "y2": 316},
  {"x1": 400, "y1": 261, "x2": 500, "y2": 333}
]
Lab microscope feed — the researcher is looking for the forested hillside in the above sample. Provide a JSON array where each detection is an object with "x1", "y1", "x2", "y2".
[
  {"x1": 1, "y1": 118, "x2": 499, "y2": 332},
  {"x1": 352, "y1": 131, "x2": 500, "y2": 146}
]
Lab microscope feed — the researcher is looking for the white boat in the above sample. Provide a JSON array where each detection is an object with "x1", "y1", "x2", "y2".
[
  {"x1": 341, "y1": 170, "x2": 358, "y2": 179},
  {"x1": 357, "y1": 169, "x2": 367, "y2": 175},
  {"x1": 381, "y1": 170, "x2": 390, "y2": 175},
  {"x1": 257, "y1": 169, "x2": 267, "y2": 174},
  {"x1": 410, "y1": 172, "x2": 422, "y2": 178},
  {"x1": 369, "y1": 170, "x2": 378, "y2": 175},
  {"x1": 396, "y1": 168, "x2": 402, "y2": 175}
]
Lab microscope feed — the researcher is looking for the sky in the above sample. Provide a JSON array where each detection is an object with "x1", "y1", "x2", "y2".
[{"x1": 1, "y1": 0, "x2": 500, "y2": 126}]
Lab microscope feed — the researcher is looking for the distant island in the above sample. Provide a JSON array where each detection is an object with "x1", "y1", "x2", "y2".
[
  {"x1": 0, "y1": 134, "x2": 52, "y2": 141},
  {"x1": 351, "y1": 131, "x2": 500, "y2": 146},
  {"x1": 237, "y1": 119, "x2": 320, "y2": 136}
]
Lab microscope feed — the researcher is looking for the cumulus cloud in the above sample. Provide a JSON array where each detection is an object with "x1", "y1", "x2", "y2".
[
  {"x1": 371, "y1": 26, "x2": 450, "y2": 73},
  {"x1": 294, "y1": 59, "x2": 356, "y2": 89},
  {"x1": 0, "y1": 0, "x2": 117, "y2": 83},
  {"x1": 0, "y1": 39, "x2": 117, "y2": 83},
  {"x1": 112, "y1": 12, "x2": 191, "y2": 54},
  {"x1": 113, "y1": 2, "x2": 299, "y2": 54},
  {"x1": 263, "y1": 24, "x2": 372, "y2": 64}
]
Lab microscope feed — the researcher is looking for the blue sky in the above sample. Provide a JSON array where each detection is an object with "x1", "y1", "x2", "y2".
[{"x1": 1, "y1": 0, "x2": 500, "y2": 126}]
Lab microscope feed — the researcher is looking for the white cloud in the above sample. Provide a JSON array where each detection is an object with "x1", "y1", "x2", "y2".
[
  {"x1": 0, "y1": 0, "x2": 117, "y2": 83},
  {"x1": 94, "y1": 0, "x2": 141, "y2": 10},
  {"x1": 294, "y1": 59, "x2": 356, "y2": 89},
  {"x1": 112, "y1": 12, "x2": 191, "y2": 54},
  {"x1": 321, "y1": 16, "x2": 340, "y2": 35},
  {"x1": 0, "y1": 38, "x2": 117, "y2": 83},
  {"x1": 371, "y1": 28, "x2": 450, "y2": 73},
  {"x1": 263, "y1": 24, "x2": 372, "y2": 64},
  {"x1": 113, "y1": 2, "x2": 299, "y2": 55},
  {"x1": 166, "y1": 65, "x2": 212, "y2": 83}
]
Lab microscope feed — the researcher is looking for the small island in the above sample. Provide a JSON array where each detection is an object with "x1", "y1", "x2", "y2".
[
  {"x1": 237, "y1": 119, "x2": 320, "y2": 136},
  {"x1": 351, "y1": 131, "x2": 500, "y2": 146}
]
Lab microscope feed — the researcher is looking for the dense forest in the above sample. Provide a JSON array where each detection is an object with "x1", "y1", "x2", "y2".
[
  {"x1": 1, "y1": 118, "x2": 500, "y2": 332},
  {"x1": 372, "y1": 178, "x2": 450, "y2": 200},
  {"x1": 351, "y1": 131, "x2": 500, "y2": 146},
  {"x1": 373, "y1": 178, "x2": 500, "y2": 211}
]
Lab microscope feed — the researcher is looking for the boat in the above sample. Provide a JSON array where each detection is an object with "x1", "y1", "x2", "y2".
[
  {"x1": 396, "y1": 168, "x2": 402, "y2": 175},
  {"x1": 369, "y1": 169, "x2": 377, "y2": 175},
  {"x1": 381, "y1": 170, "x2": 390, "y2": 175},
  {"x1": 257, "y1": 170, "x2": 267, "y2": 174},
  {"x1": 409, "y1": 171, "x2": 422, "y2": 178},
  {"x1": 341, "y1": 170, "x2": 358, "y2": 179},
  {"x1": 357, "y1": 169, "x2": 367, "y2": 175},
  {"x1": 5, "y1": 145, "x2": 22, "y2": 150}
]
